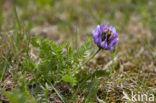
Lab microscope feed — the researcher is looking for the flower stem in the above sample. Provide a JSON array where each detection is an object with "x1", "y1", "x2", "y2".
[
  {"x1": 75, "y1": 48, "x2": 101, "y2": 71},
  {"x1": 74, "y1": 48, "x2": 101, "y2": 95},
  {"x1": 82, "y1": 48, "x2": 101, "y2": 66}
]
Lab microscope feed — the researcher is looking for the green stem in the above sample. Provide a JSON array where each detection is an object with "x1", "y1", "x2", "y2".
[
  {"x1": 50, "y1": 83, "x2": 67, "y2": 103},
  {"x1": 75, "y1": 48, "x2": 101, "y2": 71},
  {"x1": 73, "y1": 48, "x2": 101, "y2": 96}
]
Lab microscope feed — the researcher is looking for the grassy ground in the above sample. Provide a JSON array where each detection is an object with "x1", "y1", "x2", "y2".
[{"x1": 0, "y1": 0, "x2": 156, "y2": 103}]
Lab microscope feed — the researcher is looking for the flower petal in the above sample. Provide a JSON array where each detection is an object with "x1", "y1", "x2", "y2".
[{"x1": 92, "y1": 23, "x2": 118, "y2": 50}]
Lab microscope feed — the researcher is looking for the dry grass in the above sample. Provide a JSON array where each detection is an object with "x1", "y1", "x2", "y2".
[{"x1": 0, "y1": 0, "x2": 156, "y2": 102}]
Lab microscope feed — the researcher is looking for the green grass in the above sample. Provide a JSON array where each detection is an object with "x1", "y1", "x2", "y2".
[{"x1": 0, "y1": 0, "x2": 156, "y2": 103}]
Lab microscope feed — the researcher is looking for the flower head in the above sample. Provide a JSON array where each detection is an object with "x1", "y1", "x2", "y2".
[{"x1": 92, "y1": 23, "x2": 118, "y2": 50}]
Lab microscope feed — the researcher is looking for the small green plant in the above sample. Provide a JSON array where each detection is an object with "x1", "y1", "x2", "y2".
[
  {"x1": 3, "y1": 21, "x2": 119, "y2": 102},
  {"x1": 30, "y1": 37, "x2": 111, "y2": 102},
  {"x1": 4, "y1": 75, "x2": 36, "y2": 103},
  {"x1": 31, "y1": 37, "x2": 93, "y2": 86},
  {"x1": 21, "y1": 22, "x2": 118, "y2": 102}
]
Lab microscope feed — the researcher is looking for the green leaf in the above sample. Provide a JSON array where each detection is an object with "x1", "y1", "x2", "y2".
[
  {"x1": 74, "y1": 39, "x2": 92, "y2": 63},
  {"x1": 93, "y1": 70, "x2": 110, "y2": 78},
  {"x1": 5, "y1": 76, "x2": 36, "y2": 103},
  {"x1": 37, "y1": 59, "x2": 57, "y2": 80},
  {"x1": 6, "y1": 89, "x2": 29, "y2": 103},
  {"x1": 67, "y1": 46, "x2": 74, "y2": 65},
  {"x1": 22, "y1": 56, "x2": 35, "y2": 71},
  {"x1": 31, "y1": 37, "x2": 42, "y2": 47},
  {"x1": 62, "y1": 74, "x2": 77, "y2": 86},
  {"x1": 51, "y1": 84, "x2": 67, "y2": 103},
  {"x1": 39, "y1": 39, "x2": 53, "y2": 59},
  {"x1": 75, "y1": 70, "x2": 88, "y2": 82},
  {"x1": 85, "y1": 79, "x2": 98, "y2": 103}
]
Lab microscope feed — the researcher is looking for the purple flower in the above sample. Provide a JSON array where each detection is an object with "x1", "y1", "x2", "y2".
[{"x1": 92, "y1": 23, "x2": 118, "y2": 50}]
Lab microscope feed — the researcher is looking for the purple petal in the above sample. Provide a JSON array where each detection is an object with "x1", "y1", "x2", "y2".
[
  {"x1": 100, "y1": 23, "x2": 105, "y2": 32},
  {"x1": 109, "y1": 32, "x2": 118, "y2": 41},
  {"x1": 108, "y1": 37, "x2": 118, "y2": 47},
  {"x1": 105, "y1": 23, "x2": 109, "y2": 28},
  {"x1": 92, "y1": 23, "x2": 118, "y2": 50},
  {"x1": 100, "y1": 37, "x2": 108, "y2": 49},
  {"x1": 92, "y1": 25, "x2": 100, "y2": 36}
]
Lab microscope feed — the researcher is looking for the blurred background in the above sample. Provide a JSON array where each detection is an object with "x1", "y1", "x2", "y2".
[
  {"x1": 1, "y1": 0, "x2": 156, "y2": 40},
  {"x1": 0, "y1": 0, "x2": 156, "y2": 102}
]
